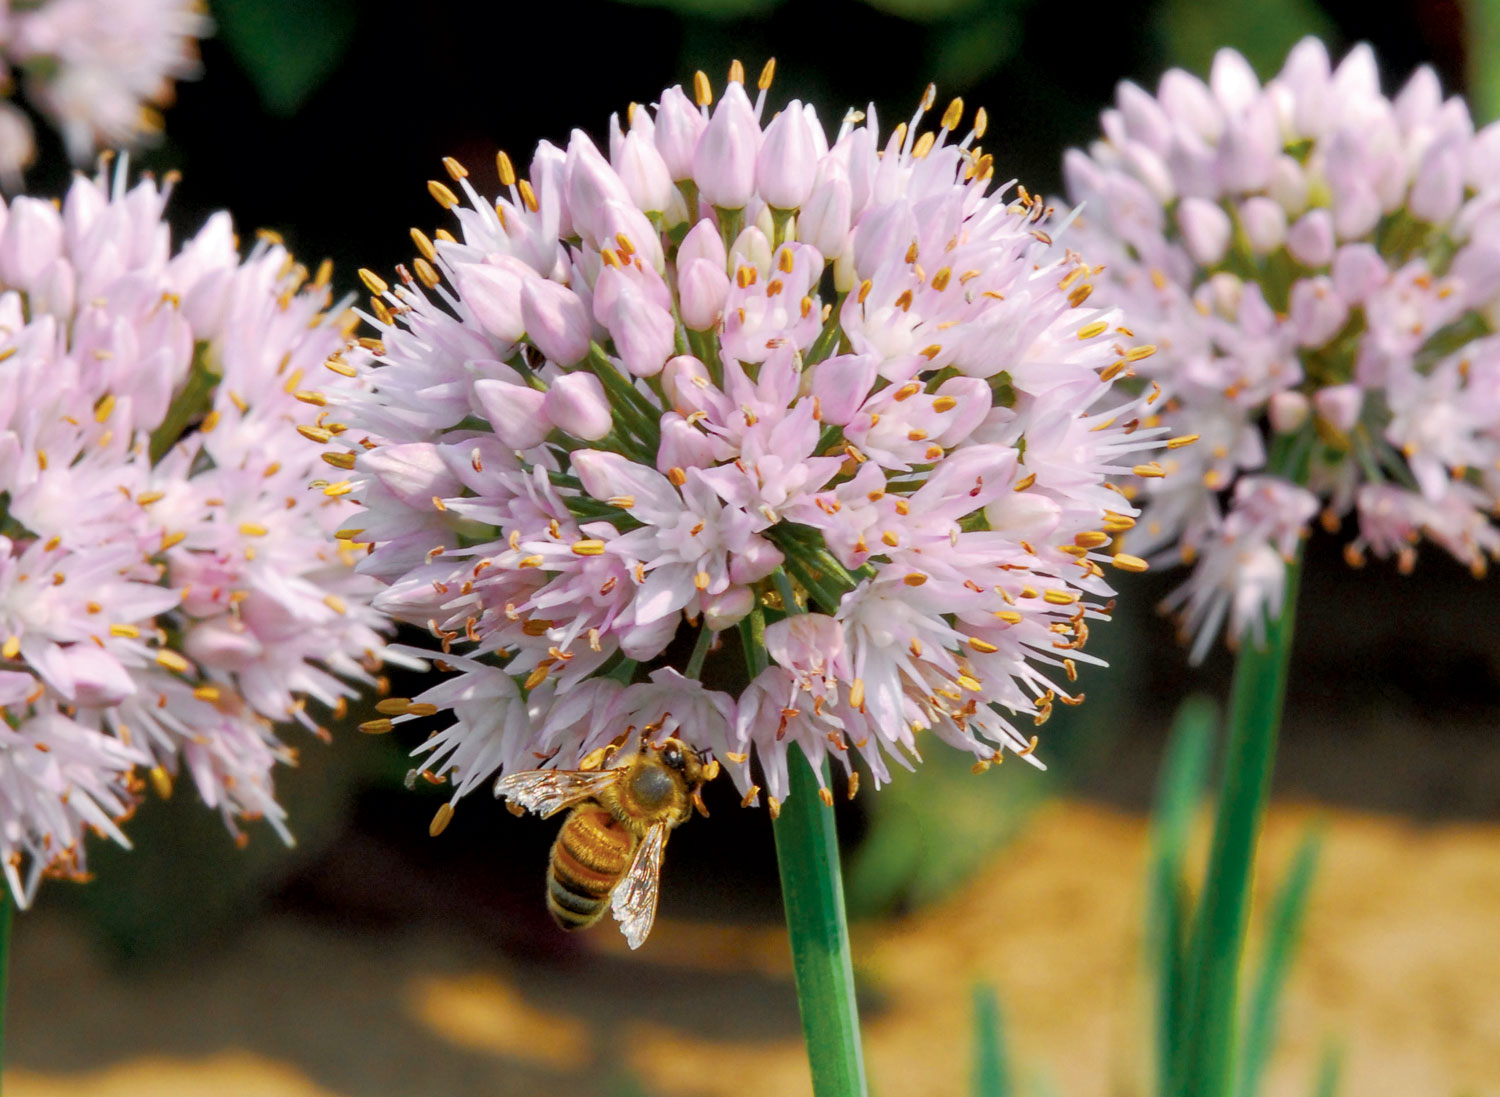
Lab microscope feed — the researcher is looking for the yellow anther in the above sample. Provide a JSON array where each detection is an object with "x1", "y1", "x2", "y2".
[
  {"x1": 903, "y1": 573, "x2": 928, "y2": 587},
  {"x1": 411, "y1": 227, "x2": 437, "y2": 262},
  {"x1": 1167, "y1": 434, "x2": 1200, "y2": 449},
  {"x1": 572, "y1": 539, "x2": 607, "y2": 556},
  {"x1": 109, "y1": 624, "x2": 141, "y2": 638},
  {"x1": 1, "y1": 636, "x2": 19, "y2": 659},
  {"x1": 94, "y1": 394, "x2": 115, "y2": 423},
  {"x1": 429, "y1": 803, "x2": 455, "y2": 837},
  {"x1": 758, "y1": 58, "x2": 776, "y2": 90},
  {"x1": 1043, "y1": 589, "x2": 1078, "y2": 605},
  {"x1": 694, "y1": 70, "x2": 712, "y2": 107},
  {"x1": 517, "y1": 179, "x2": 539, "y2": 212},
  {"x1": 932, "y1": 395, "x2": 957, "y2": 412},
  {"x1": 1111, "y1": 554, "x2": 1150, "y2": 572},
  {"x1": 442, "y1": 156, "x2": 467, "y2": 180},
  {"x1": 155, "y1": 650, "x2": 191, "y2": 674},
  {"x1": 238, "y1": 522, "x2": 268, "y2": 537},
  {"x1": 1074, "y1": 531, "x2": 1111, "y2": 548},
  {"x1": 427, "y1": 180, "x2": 459, "y2": 209},
  {"x1": 973, "y1": 106, "x2": 988, "y2": 139},
  {"x1": 193, "y1": 685, "x2": 220, "y2": 703},
  {"x1": 1077, "y1": 319, "x2": 1109, "y2": 339},
  {"x1": 1124, "y1": 344, "x2": 1157, "y2": 362},
  {"x1": 728, "y1": 59, "x2": 745, "y2": 85},
  {"x1": 941, "y1": 97, "x2": 964, "y2": 130},
  {"x1": 298, "y1": 425, "x2": 333, "y2": 444},
  {"x1": 1132, "y1": 463, "x2": 1166, "y2": 478},
  {"x1": 496, "y1": 151, "x2": 516, "y2": 187},
  {"x1": 322, "y1": 450, "x2": 356, "y2": 471}
]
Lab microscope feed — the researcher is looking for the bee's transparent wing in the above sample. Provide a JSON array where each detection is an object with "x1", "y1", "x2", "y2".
[
  {"x1": 611, "y1": 823, "x2": 667, "y2": 950},
  {"x1": 494, "y1": 768, "x2": 620, "y2": 818}
]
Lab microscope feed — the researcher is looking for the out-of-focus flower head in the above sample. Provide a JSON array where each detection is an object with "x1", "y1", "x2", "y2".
[
  {"x1": 1065, "y1": 38, "x2": 1500, "y2": 660},
  {"x1": 0, "y1": 0, "x2": 209, "y2": 187},
  {"x1": 326, "y1": 62, "x2": 1174, "y2": 828},
  {"x1": 0, "y1": 159, "x2": 393, "y2": 905}
]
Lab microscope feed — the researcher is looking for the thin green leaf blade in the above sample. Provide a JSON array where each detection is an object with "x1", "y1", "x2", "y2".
[
  {"x1": 1236, "y1": 827, "x2": 1323, "y2": 1097},
  {"x1": 1311, "y1": 1040, "x2": 1343, "y2": 1097},
  {"x1": 1176, "y1": 555, "x2": 1303, "y2": 1097},
  {"x1": 971, "y1": 984, "x2": 1012, "y2": 1097},
  {"x1": 1147, "y1": 695, "x2": 1217, "y2": 1095},
  {"x1": 773, "y1": 745, "x2": 869, "y2": 1097}
]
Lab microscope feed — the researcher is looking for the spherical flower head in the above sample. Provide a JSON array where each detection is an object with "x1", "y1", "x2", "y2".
[
  {"x1": 330, "y1": 63, "x2": 1169, "y2": 828},
  {"x1": 0, "y1": 161, "x2": 394, "y2": 906},
  {"x1": 0, "y1": 0, "x2": 208, "y2": 187},
  {"x1": 1065, "y1": 38, "x2": 1500, "y2": 657}
]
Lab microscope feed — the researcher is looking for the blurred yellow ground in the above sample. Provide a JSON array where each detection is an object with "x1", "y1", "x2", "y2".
[{"x1": 9, "y1": 799, "x2": 1499, "y2": 1097}]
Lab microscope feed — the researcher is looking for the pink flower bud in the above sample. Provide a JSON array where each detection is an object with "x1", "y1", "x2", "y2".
[
  {"x1": 694, "y1": 81, "x2": 758, "y2": 209},
  {"x1": 521, "y1": 278, "x2": 591, "y2": 367},
  {"x1": 544, "y1": 372, "x2": 612, "y2": 440},
  {"x1": 1314, "y1": 383, "x2": 1362, "y2": 433},
  {"x1": 473, "y1": 379, "x2": 550, "y2": 449},
  {"x1": 657, "y1": 412, "x2": 719, "y2": 471},
  {"x1": 1239, "y1": 196, "x2": 1286, "y2": 254},
  {"x1": 605, "y1": 283, "x2": 674, "y2": 377},
  {"x1": 810, "y1": 353, "x2": 878, "y2": 425},
  {"x1": 757, "y1": 100, "x2": 822, "y2": 209},
  {"x1": 700, "y1": 584, "x2": 753, "y2": 631},
  {"x1": 1286, "y1": 209, "x2": 1334, "y2": 267},
  {"x1": 798, "y1": 173, "x2": 852, "y2": 260},
  {"x1": 565, "y1": 131, "x2": 633, "y2": 244},
  {"x1": 729, "y1": 534, "x2": 784, "y2": 584},
  {"x1": 1289, "y1": 276, "x2": 1348, "y2": 347},
  {"x1": 0, "y1": 196, "x2": 62, "y2": 288},
  {"x1": 729, "y1": 225, "x2": 772, "y2": 275},
  {"x1": 452, "y1": 258, "x2": 529, "y2": 345},
  {"x1": 653, "y1": 85, "x2": 707, "y2": 181},
  {"x1": 530, "y1": 139, "x2": 573, "y2": 239},
  {"x1": 678, "y1": 257, "x2": 729, "y2": 330},
  {"x1": 1331, "y1": 243, "x2": 1387, "y2": 302},
  {"x1": 1177, "y1": 197, "x2": 1231, "y2": 266},
  {"x1": 1268, "y1": 390, "x2": 1310, "y2": 433},
  {"x1": 661, "y1": 354, "x2": 710, "y2": 414},
  {"x1": 615, "y1": 129, "x2": 674, "y2": 213},
  {"x1": 184, "y1": 621, "x2": 264, "y2": 671},
  {"x1": 1410, "y1": 142, "x2": 1463, "y2": 224},
  {"x1": 362, "y1": 442, "x2": 464, "y2": 508},
  {"x1": 678, "y1": 218, "x2": 726, "y2": 272},
  {"x1": 1268, "y1": 155, "x2": 1309, "y2": 216}
]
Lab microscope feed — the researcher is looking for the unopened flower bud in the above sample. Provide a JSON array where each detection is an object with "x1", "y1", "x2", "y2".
[
  {"x1": 0, "y1": 195, "x2": 62, "y2": 288},
  {"x1": 1314, "y1": 383, "x2": 1362, "y2": 433},
  {"x1": 1410, "y1": 143, "x2": 1463, "y2": 224},
  {"x1": 678, "y1": 258, "x2": 729, "y2": 330},
  {"x1": 474, "y1": 379, "x2": 550, "y2": 449},
  {"x1": 757, "y1": 100, "x2": 821, "y2": 209},
  {"x1": 1267, "y1": 390, "x2": 1310, "y2": 433},
  {"x1": 1177, "y1": 197, "x2": 1231, "y2": 266},
  {"x1": 653, "y1": 85, "x2": 707, "y2": 181},
  {"x1": 452, "y1": 259, "x2": 528, "y2": 345},
  {"x1": 701, "y1": 584, "x2": 754, "y2": 631},
  {"x1": 678, "y1": 218, "x2": 727, "y2": 272},
  {"x1": 522, "y1": 279, "x2": 591, "y2": 366},
  {"x1": 1239, "y1": 196, "x2": 1287, "y2": 254},
  {"x1": 1286, "y1": 209, "x2": 1334, "y2": 267},
  {"x1": 545, "y1": 372, "x2": 612, "y2": 440},
  {"x1": 606, "y1": 285, "x2": 675, "y2": 377},
  {"x1": 694, "y1": 82, "x2": 758, "y2": 209},
  {"x1": 615, "y1": 129, "x2": 675, "y2": 214},
  {"x1": 797, "y1": 173, "x2": 853, "y2": 260},
  {"x1": 1289, "y1": 277, "x2": 1348, "y2": 347}
]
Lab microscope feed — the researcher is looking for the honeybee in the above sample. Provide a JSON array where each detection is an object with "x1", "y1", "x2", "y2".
[{"x1": 495, "y1": 737, "x2": 719, "y2": 949}]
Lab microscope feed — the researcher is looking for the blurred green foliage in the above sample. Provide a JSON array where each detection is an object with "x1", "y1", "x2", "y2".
[
  {"x1": 971, "y1": 985, "x2": 1012, "y2": 1097},
  {"x1": 213, "y1": 0, "x2": 357, "y2": 115},
  {"x1": 1156, "y1": 0, "x2": 1335, "y2": 76}
]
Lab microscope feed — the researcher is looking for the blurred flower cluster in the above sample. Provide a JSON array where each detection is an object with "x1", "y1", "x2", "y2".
[
  {"x1": 0, "y1": 163, "x2": 391, "y2": 904},
  {"x1": 327, "y1": 64, "x2": 1173, "y2": 824},
  {"x1": 1067, "y1": 38, "x2": 1500, "y2": 659},
  {"x1": 0, "y1": 0, "x2": 208, "y2": 186}
]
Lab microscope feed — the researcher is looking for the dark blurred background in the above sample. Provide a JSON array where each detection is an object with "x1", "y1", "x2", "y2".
[{"x1": 11, "y1": 2, "x2": 1500, "y2": 1095}]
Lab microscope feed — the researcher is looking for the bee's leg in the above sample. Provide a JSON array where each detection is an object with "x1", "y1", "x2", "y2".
[{"x1": 691, "y1": 789, "x2": 710, "y2": 817}]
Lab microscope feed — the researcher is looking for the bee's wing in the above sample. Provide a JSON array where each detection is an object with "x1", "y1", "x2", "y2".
[
  {"x1": 494, "y1": 768, "x2": 621, "y2": 818},
  {"x1": 611, "y1": 822, "x2": 667, "y2": 950}
]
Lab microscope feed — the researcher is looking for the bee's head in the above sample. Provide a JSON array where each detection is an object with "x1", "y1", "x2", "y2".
[{"x1": 653, "y1": 737, "x2": 719, "y2": 817}]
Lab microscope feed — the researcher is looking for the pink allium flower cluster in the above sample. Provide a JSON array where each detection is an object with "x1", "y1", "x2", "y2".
[
  {"x1": 0, "y1": 0, "x2": 208, "y2": 186},
  {"x1": 0, "y1": 163, "x2": 391, "y2": 904},
  {"x1": 1065, "y1": 39, "x2": 1500, "y2": 660},
  {"x1": 328, "y1": 65, "x2": 1171, "y2": 825}
]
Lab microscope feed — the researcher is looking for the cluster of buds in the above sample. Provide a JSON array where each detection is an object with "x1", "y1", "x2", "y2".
[
  {"x1": 1067, "y1": 39, "x2": 1500, "y2": 658},
  {"x1": 326, "y1": 62, "x2": 1172, "y2": 825},
  {"x1": 0, "y1": 162, "x2": 391, "y2": 903}
]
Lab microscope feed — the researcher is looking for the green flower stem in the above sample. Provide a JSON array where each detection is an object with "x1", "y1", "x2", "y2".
[
  {"x1": 684, "y1": 624, "x2": 713, "y2": 680},
  {"x1": 740, "y1": 595, "x2": 868, "y2": 1097},
  {"x1": 773, "y1": 746, "x2": 869, "y2": 1097},
  {"x1": 1469, "y1": 0, "x2": 1500, "y2": 123},
  {"x1": 0, "y1": 890, "x2": 12, "y2": 1084},
  {"x1": 1173, "y1": 552, "x2": 1303, "y2": 1097}
]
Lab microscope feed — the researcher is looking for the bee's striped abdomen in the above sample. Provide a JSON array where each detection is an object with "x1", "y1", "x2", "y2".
[{"x1": 547, "y1": 807, "x2": 635, "y2": 931}]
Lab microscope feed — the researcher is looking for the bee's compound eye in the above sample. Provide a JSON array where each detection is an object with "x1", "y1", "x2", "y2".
[{"x1": 662, "y1": 744, "x2": 685, "y2": 770}]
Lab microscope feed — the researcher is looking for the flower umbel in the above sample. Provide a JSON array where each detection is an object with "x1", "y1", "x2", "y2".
[
  {"x1": 1066, "y1": 38, "x2": 1500, "y2": 658},
  {"x1": 0, "y1": 162, "x2": 392, "y2": 905},
  {"x1": 329, "y1": 64, "x2": 1167, "y2": 826},
  {"x1": 0, "y1": 0, "x2": 209, "y2": 187}
]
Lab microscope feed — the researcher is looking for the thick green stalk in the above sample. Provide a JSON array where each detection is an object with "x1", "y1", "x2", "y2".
[
  {"x1": 772, "y1": 745, "x2": 869, "y2": 1097},
  {"x1": 0, "y1": 891, "x2": 11, "y2": 1089},
  {"x1": 1173, "y1": 554, "x2": 1302, "y2": 1097},
  {"x1": 1468, "y1": 0, "x2": 1500, "y2": 123}
]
